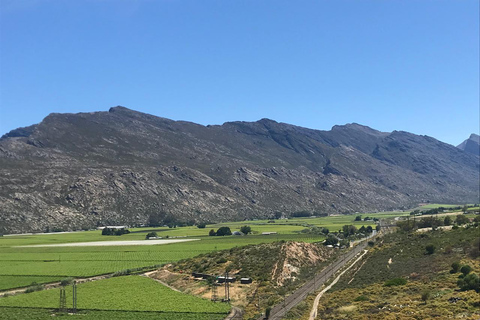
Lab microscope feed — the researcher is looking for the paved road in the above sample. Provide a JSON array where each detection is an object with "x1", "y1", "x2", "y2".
[{"x1": 257, "y1": 241, "x2": 368, "y2": 320}]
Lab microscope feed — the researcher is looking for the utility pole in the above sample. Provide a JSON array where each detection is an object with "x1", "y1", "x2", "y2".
[
  {"x1": 224, "y1": 271, "x2": 230, "y2": 302},
  {"x1": 72, "y1": 281, "x2": 77, "y2": 313},
  {"x1": 59, "y1": 287, "x2": 66, "y2": 312}
]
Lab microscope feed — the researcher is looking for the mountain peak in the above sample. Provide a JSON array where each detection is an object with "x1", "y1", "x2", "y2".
[{"x1": 457, "y1": 133, "x2": 480, "y2": 156}]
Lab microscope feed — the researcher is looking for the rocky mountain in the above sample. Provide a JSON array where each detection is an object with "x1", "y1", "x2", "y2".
[
  {"x1": 0, "y1": 107, "x2": 479, "y2": 234},
  {"x1": 457, "y1": 133, "x2": 480, "y2": 156}
]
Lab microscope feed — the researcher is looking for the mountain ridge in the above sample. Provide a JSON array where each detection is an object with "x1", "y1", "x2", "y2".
[{"x1": 0, "y1": 107, "x2": 478, "y2": 234}]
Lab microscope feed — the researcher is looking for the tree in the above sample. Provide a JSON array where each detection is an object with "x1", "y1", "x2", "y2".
[
  {"x1": 197, "y1": 223, "x2": 206, "y2": 229},
  {"x1": 425, "y1": 244, "x2": 435, "y2": 255},
  {"x1": 216, "y1": 227, "x2": 232, "y2": 236},
  {"x1": 342, "y1": 225, "x2": 357, "y2": 237},
  {"x1": 444, "y1": 216, "x2": 452, "y2": 226},
  {"x1": 366, "y1": 225, "x2": 373, "y2": 233},
  {"x1": 321, "y1": 228, "x2": 329, "y2": 235},
  {"x1": 456, "y1": 215, "x2": 469, "y2": 225},
  {"x1": 324, "y1": 235, "x2": 338, "y2": 246},
  {"x1": 208, "y1": 229, "x2": 216, "y2": 236},
  {"x1": 355, "y1": 215, "x2": 362, "y2": 221},
  {"x1": 240, "y1": 225, "x2": 251, "y2": 234}
]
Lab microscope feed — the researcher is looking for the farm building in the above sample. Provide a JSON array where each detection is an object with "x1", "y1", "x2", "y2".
[
  {"x1": 97, "y1": 226, "x2": 128, "y2": 230},
  {"x1": 261, "y1": 232, "x2": 277, "y2": 235},
  {"x1": 217, "y1": 276, "x2": 235, "y2": 283},
  {"x1": 240, "y1": 278, "x2": 252, "y2": 284}
]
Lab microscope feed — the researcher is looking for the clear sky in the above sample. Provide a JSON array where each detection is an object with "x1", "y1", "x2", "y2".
[{"x1": 0, "y1": 0, "x2": 478, "y2": 146}]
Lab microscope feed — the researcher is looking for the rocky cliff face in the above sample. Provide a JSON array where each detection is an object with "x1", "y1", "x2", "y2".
[
  {"x1": 457, "y1": 133, "x2": 480, "y2": 156},
  {"x1": 1, "y1": 107, "x2": 478, "y2": 234}
]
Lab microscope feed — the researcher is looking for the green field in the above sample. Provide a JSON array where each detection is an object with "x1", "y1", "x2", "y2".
[
  {"x1": 0, "y1": 276, "x2": 230, "y2": 319},
  {"x1": 0, "y1": 211, "x2": 413, "y2": 319},
  {"x1": 0, "y1": 307, "x2": 226, "y2": 320},
  {"x1": 0, "y1": 212, "x2": 406, "y2": 292}
]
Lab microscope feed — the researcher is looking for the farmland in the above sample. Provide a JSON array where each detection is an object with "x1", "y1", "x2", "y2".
[
  {"x1": 0, "y1": 276, "x2": 230, "y2": 319},
  {"x1": 0, "y1": 210, "x2": 410, "y2": 319},
  {"x1": 0, "y1": 213, "x2": 391, "y2": 290}
]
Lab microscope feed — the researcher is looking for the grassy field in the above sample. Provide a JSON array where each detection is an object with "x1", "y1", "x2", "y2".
[{"x1": 0, "y1": 276, "x2": 230, "y2": 313}]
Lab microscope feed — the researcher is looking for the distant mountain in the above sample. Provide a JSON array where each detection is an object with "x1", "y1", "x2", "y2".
[
  {"x1": 457, "y1": 133, "x2": 480, "y2": 156},
  {"x1": 0, "y1": 107, "x2": 478, "y2": 234}
]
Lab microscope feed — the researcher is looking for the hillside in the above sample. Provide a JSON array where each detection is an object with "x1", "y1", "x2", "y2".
[
  {"x1": 307, "y1": 226, "x2": 480, "y2": 320},
  {"x1": 457, "y1": 133, "x2": 480, "y2": 156},
  {"x1": 0, "y1": 106, "x2": 479, "y2": 233},
  {"x1": 152, "y1": 241, "x2": 336, "y2": 319}
]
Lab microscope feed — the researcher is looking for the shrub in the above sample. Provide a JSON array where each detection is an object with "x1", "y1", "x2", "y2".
[
  {"x1": 197, "y1": 223, "x2": 206, "y2": 229},
  {"x1": 25, "y1": 282, "x2": 44, "y2": 293},
  {"x1": 145, "y1": 232, "x2": 158, "y2": 239},
  {"x1": 425, "y1": 244, "x2": 435, "y2": 255},
  {"x1": 460, "y1": 265, "x2": 472, "y2": 276},
  {"x1": 384, "y1": 278, "x2": 407, "y2": 286},
  {"x1": 421, "y1": 290, "x2": 430, "y2": 303},
  {"x1": 60, "y1": 278, "x2": 74, "y2": 286},
  {"x1": 208, "y1": 229, "x2": 216, "y2": 236},
  {"x1": 240, "y1": 225, "x2": 252, "y2": 234},
  {"x1": 451, "y1": 262, "x2": 461, "y2": 273},
  {"x1": 354, "y1": 295, "x2": 368, "y2": 301},
  {"x1": 457, "y1": 273, "x2": 479, "y2": 292}
]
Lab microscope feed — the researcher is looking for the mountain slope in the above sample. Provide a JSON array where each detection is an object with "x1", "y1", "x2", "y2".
[
  {"x1": 457, "y1": 133, "x2": 480, "y2": 156},
  {"x1": 0, "y1": 107, "x2": 478, "y2": 234}
]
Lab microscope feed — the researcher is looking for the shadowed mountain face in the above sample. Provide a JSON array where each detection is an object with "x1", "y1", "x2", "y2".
[
  {"x1": 457, "y1": 133, "x2": 480, "y2": 156},
  {"x1": 1, "y1": 107, "x2": 479, "y2": 234}
]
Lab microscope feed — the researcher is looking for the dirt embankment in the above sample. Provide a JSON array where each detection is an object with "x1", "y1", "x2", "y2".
[{"x1": 272, "y1": 241, "x2": 332, "y2": 286}]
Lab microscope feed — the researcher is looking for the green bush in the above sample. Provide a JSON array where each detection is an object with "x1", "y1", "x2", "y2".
[
  {"x1": 60, "y1": 277, "x2": 74, "y2": 286},
  {"x1": 425, "y1": 244, "x2": 435, "y2": 255},
  {"x1": 457, "y1": 273, "x2": 479, "y2": 292},
  {"x1": 354, "y1": 295, "x2": 368, "y2": 301},
  {"x1": 145, "y1": 232, "x2": 158, "y2": 239},
  {"x1": 450, "y1": 261, "x2": 461, "y2": 273},
  {"x1": 215, "y1": 227, "x2": 232, "y2": 236},
  {"x1": 460, "y1": 265, "x2": 472, "y2": 276},
  {"x1": 240, "y1": 225, "x2": 251, "y2": 234},
  {"x1": 25, "y1": 282, "x2": 44, "y2": 293},
  {"x1": 384, "y1": 278, "x2": 407, "y2": 287}
]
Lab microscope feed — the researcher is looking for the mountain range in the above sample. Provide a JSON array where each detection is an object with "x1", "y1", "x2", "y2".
[{"x1": 0, "y1": 106, "x2": 478, "y2": 234}]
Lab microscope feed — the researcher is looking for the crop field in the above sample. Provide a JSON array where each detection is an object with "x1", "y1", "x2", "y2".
[
  {"x1": 0, "y1": 233, "x2": 324, "y2": 289},
  {"x1": 0, "y1": 276, "x2": 62, "y2": 291},
  {"x1": 0, "y1": 276, "x2": 230, "y2": 318},
  {"x1": 0, "y1": 307, "x2": 227, "y2": 320},
  {"x1": 0, "y1": 211, "x2": 412, "y2": 319}
]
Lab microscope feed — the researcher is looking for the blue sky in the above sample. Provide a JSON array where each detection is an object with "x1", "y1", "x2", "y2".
[{"x1": 0, "y1": 0, "x2": 478, "y2": 145}]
